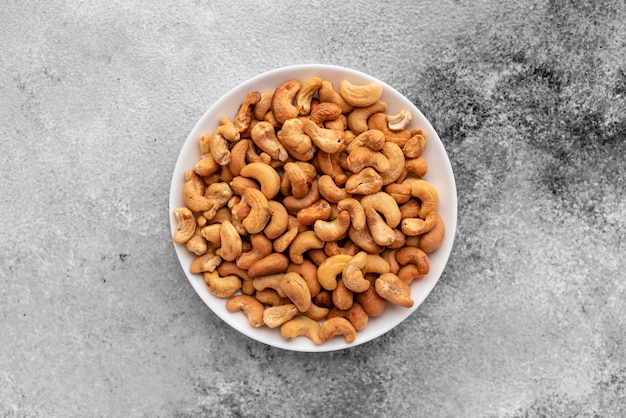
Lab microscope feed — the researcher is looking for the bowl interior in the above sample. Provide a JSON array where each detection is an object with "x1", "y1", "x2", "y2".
[{"x1": 169, "y1": 64, "x2": 457, "y2": 352}]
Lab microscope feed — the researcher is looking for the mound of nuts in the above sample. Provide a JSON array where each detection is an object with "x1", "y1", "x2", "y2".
[{"x1": 173, "y1": 77, "x2": 445, "y2": 345}]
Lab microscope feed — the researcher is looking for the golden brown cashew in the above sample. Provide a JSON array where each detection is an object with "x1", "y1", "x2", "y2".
[
  {"x1": 228, "y1": 139, "x2": 251, "y2": 176},
  {"x1": 283, "y1": 179, "x2": 320, "y2": 213},
  {"x1": 397, "y1": 264, "x2": 426, "y2": 285},
  {"x1": 183, "y1": 171, "x2": 213, "y2": 213},
  {"x1": 406, "y1": 157, "x2": 428, "y2": 178},
  {"x1": 418, "y1": 212, "x2": 445, "y2": 253},
  {"x1": 411, "y1": 179, "x2": 439, "y2": 219},
  {"x1": 286, "y1": 260, "x2": 321, "y2": 297},
  {"x1": 345, "y1": 167, "x2": 383, "y2": 195},
  {"x1": 314, "y1": 210, "x2": 351, "y2": 242},
  {"x1": 348, "y1": 226, "x2": 382, "y2": 254},
  {"x1": 337, "y1": 198, "x2": 366, "y2": 231},
  {"x1": 263, "y1": 304, "x2": 298, "y2": 328},
  {"x1": 209, "y1": 120, "x2": 240, "y2": 165},
  {"x1": 217, "y1": 261, "x2": 251, "y2": 282},
  {"x1": 368, "y1": 112, "x2": 412, "y2": 147},
  {"x1": 194, "y1": 154, "x2": 219, "y2": 177},
  {"x1": 316, "y1": 151, "x2": 348, "y2": 186},
  {"x1": 247, "y1": 253, "x2": 289, "y2": 278},
  {"x1": 396, "y1": 247, "x2": 430, "y2": 275},
  {"x1": 317, "y1": 254, "x2": 352, "y2": 291},
  {"x1": 327, "y1": 302, "x2": 369, "y2": 331},
  {"x1": 236, "y1": 233, "x2": 273, "y2": 269},
  {"x1": 302, "y1": 119, "x2": 346, "y2": 154},
  {"x1": 218, "y1": 220, "x2": 242, "y2": 262},
  {"x1": 355, "y1": 286, "x2": 386, "y2": 317},
  {"x1": 387, "y1": 109, "x2": 413, "y2": 131},
  {"x1": 252, "y1": 273, "x2": 287, "y2": 298},
  {"x1": 296, "y1": 199, "x2": 332, "y2": 226},
  {"x1": 255, "y1": 289, "x2": 289, "y2": 306},
  {"x1": 253, "y1": 91, "x2": 274, "y2": 120},
  {"x1": 186, "y1": 215, "x2": 208, "y2": 255},
  {"x1": 401, "y1": 211, "x2": 438, "y2": 236},
  {"x1": 364, "y1": 254, "x2": 391, "y2": 275},
  {"x1": 403, "y1": 132, "x2": 426, "y2": 158},
  {"x1": 309, "y1": 102, "x2": 343, "y2": 127},
  {"x1": 318, "y1": 175, "x2": 352, "y2": 203},
  {"x1": 226, "y1": 295, "x2": 264, "y2": 328},
  {"x1": 345, "y1": 147, "x2": 390, "y2": 173},
  {"x1": 203, "y1": 271, "x2": 242, "y2": 298},
  {"x1": 365, "y1": 207, "x2": 397, "y2": 247},
  {"x1": 280, "y1": 316, "x2": 323, "y2": 345},
  {"x1": 203, "y1": 182, "x2": 234, "y2": 220},
  {"x1": 318, "y1": 80, "x2": 353, "y2": 113},
  {"x1": 250, "y1": 121, "x2": 289, "y2": 162},
  {"x1": 319, "y1": 317, "x2": 357, "y2": 343},
  {"x1": 332, "y1": 278, "x2": 353, "y2": 310},
  {"x1": 234, "y1": 91, "x2": 262, "y2": 133},
  {"x1": 381, "y1": 249, "x2": 400, "y2": 274},
  {"x1": 347, "y1": 100, "x2": 388, "y2": 134},
  {"x1": 375, "y1": 273, "x2": 414, "y2": 308},
  {"x1": 189, "y1": 251, "x2": 221, "y2": 274},
  {"x1": 288, "y1": 230, "x2": 325, "y2": 265},
  {"x1": 272, "y1": 226, "x2": 299, "y2": 253},
  {"x1": 379, "y1": 142, "x2": 406, "y2": 185},
  {"x1": 339, "y1": 80, "x2": 383, "y2": 107},
  {"x1": 359, "y1": 192, "x2": 402, "y2": 228},
  {"x1": 173, "y1": 207, "x2": 196, "y2": 244},
  {"x1": 239, "y1": 162, "x2": 281, "y2": 200},
  {"x1": 283, "y1": 162, "x2": 312, "y2": 198},
  {"x1": 276, "y1": 118, "x2": 316, "y2": 161},
  {"x1": 280, "y1": 272, "x2": 312, "y2": 312},
  {"x1": 325, "y1": 114, "x2": 347, "y2": 130},
  {"x1": 241, "y1": 188, "x2": 271, "y2": 234},
  {"x1": 342, "y1": 251, "x2": 370, "y2": 293},
  {"x1": 271, "y1": 79, "x2": 301, "y2": 124},
  {"x1": 346, "y1": 129, "x2": 386, "y2": 152},
  {"x1": 295, "y1": 76, "x2": 322, "y2": 115},
  {"x1": 304, "y1": 302, "x2": 331, "y2": 321},
  {"x1": 264, "y1": 200, "x2": 289, "y2": 240}
]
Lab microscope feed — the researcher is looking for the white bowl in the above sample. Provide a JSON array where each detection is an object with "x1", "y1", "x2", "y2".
[{"x1": 169, "y1": 64, "x2": 457, "y2": 352}]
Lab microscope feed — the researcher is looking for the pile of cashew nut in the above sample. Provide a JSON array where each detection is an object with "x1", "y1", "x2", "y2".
[{"x1": 173, "y1": 77, "x2": 445, "y2": 345}]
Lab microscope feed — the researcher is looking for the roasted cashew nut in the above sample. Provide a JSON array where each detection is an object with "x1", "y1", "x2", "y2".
[
  {"x1": 247, "y1": 253, "x2": 289, "y2": 278},
  {"x1": 327, "y1": 302, "x2": 369, "y2": 331},
  {"x1": 302, "y1": 119, "x2": 346, "y2": 154},
  {"x1": 280, "y1": 316, "x2": 323, "y2": 345},
  {"x1": 241, "y1": 188, "x2": 271, "y2": 234},
  {"x1": 173, "y1": 207, "x2": 196, "y2": 244},
  {"x1": 339, "y1": 80, "x2": 383, "y2": 108},
  {"x1": 346, "y1": 129, "x2": 386, "y2": 152},
  {"x1": 226, "y1": 295, "x2": 265, "y2": 328},
  {"x1": 387, "y1": 109, "x2": 413, "y2": 131},
  {"x1": 342, "y1": 251, "x2": 370, "y2": 293},
  {"x1": 295, "y1": 76, "x2": 322, "y2": 115},
  {"x1": 336, "y1": 198, "x2": 366, "y2": 231},
  {"x1": 359, "y1": 192, "x2": 402, "y2": 228},
  {"x1": 418, "y1": 212, "x2": 445, "y2": 253},
  {"x1": 365, "y1": 207, "x2": 397, "y2": 247},
  {"x1": 288, "y1": 230, "x2": 324, "y2": 265},
  {"x1": 375, "y1": 273, "x2": 414, "y2": 308},
  {"x1": 263, "y1": 304, "x2": 298, "y2": 328},
  {"x1": 345, "y1": 167, "x2": 383, "y2": 195},
  {"x1": 218, "y1": 219, "x2": 243, "y2": 262},
  {"x1": 280, "y1": 272, "x2": 312, "y2": 312},
  {"x1": 318, "y1": 80, "x2": 353, "y2": 113},
  {"x1": 345, "y1": 147, "x2": 390, "y2": 173},
  {"x1": 395, "y1": 247, "x2": 430, "y2": 275},
  {"x1": 234, "y1": 91, "x2": 262, "y2": 133},
  {"x1": 276, "y1": 118, "x2": 316, "y2": 161},
  {"x1": 347, "y1": 101, "x2": 388, "y2": 135},
  {"x1": 250, "y1": 121, "x2": 289, "y2": 162},
  {"x1": 314, "y1": 210, "x2": 351, "y2": 242},
  {"x1": 239, "y1": 162, "x2": 281, "y2": 200},
  {"x1": 410, "y1": 179, "x2": 439, "y2": 219},
  {"x1": 318, "y1": 175, "x2": 352, "y2": 203},
  {"x1": 203, "y1": 271, "x2": 242, "y2": 299},
  {"x1": 319, "y1": 317, "x2": 357, "y2": 343},
  {"x1": 271, "y1": 79, "x2": 301, "y2": 124}
]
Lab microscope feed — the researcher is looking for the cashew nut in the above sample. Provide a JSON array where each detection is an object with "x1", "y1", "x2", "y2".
[
  {"x1": 234, "y1": 91, "x2": 262, "y2": 133},
  {"x1": 347, "y1": 100, "x2": 388, "y2": 135},
  {"x1": 355, "y1": 286, "x2": 386, "y2": 317},
  {"x1": 337, "y1": 198, "x2": 366, "y2": 231},
  {"x1": 283, "y1": 162, "x2": 312, "y2": 198},
  {"x1": 189, "y1": 251, "x2": 221, "y2": 274},
  {"x1": 317, "y1": 254, "x2": 352, "y2": 291},
  {"x1": 375, "y1": 273, "x2": 414, "y2": 308},
  {"x1": 302, "y1": 118, "x2": 346, "y2": 154},
  {"x1": 247, "y1": 253, "x2": 289, "y2": 278},
  {"x1": 228, "y1": 139, "x2": 251, "y2": 176},
  {"x1": 241, "y1": 188, "x2": 271, "y2": 234},
  {"x1": 410, "y1": 179, "x2": 439, "y2": 219},
  {"x1": 338, "y1": 80, "x2": 383, "y2": 107},
  {"x1": 252, "y1": 273, "x2": 287, "y2": 298},
  {"x1": 387, "y1": 109, "x2": 413, "y2": 131},
  {"x1": 286, "y1": 260, "x2": 321, "y2": 297},
  {"x1": 345, "y1": 167, "x2": 383, "y2": 195},
  {"x1": 276, "y1": 118, "x2": 316, "y2": 161},
  {"x1": 401, "y1": 211, "x2": 438, "y2": 236},
  {"x1": 318, "y1": 80, "x2": 353, "y2": 113},
  {"x1": 271, "y1": 79, "x2": 301, "y2": 124},
  {"x1": 186, "y1": 215, "x2": 208, "y2": 256},
  {"x1": 264, "y1": 200, "x2": 289, "y2": 240},
  {"x1": 314, "y1": 210, "x2": 351, "y2": 242},
  {"x1": 342, "y1": 251, "x2": 370, "y2": 293},
  {"x1": 250, "y1": 121, "x2": 289, "y2": 162},
  {"x1": 406, "y1": 157, "x2": 428, "y2": 178},
  {"x1": 319, "y1": 317, "x2": 357, "y2": 343},
  {"x1": 295, "y1": 76, "x2": 322, "y2": 115},
  {"x1": 288, "y1": 230, "x2": 324, "y2": 265},
  {"x1": 282, "y1": 179, "x2": 320, "y2": 213},
  {"x1": 209, "y1": 120, "x2": 240, "y2": 165},
  {"x1": 173, "y1": 207, "x2": 196, "y2": 244},
  {"x1": 194, "y1": 154, "x2": 219, "y2": 177},
  {"x1": 280, "y1": 272, "x2": 312, "y2": 312},
  {"x1": 318, "y1": 175, "x2": 352, "y2": 203},
  {"x1": 368, "y1": 112, "x2": 412, "y2": 147},
  {"x1": 316, "y1": 151, "x2": 347, "y2": 186},
  {"x1": 218, "y1": 220, "x2": 242, "y2": 262},
  {"x1": 418, "y1": 212, "x2": 445, "y2": 253},
  {"x1": 397, "y1": 264, "x2": 426, "y2": 286},
  {"x1": 226, "y1": 295, "x2": 264, "y2": 328},
  {"x1": 263, "y1": 304, "x2": 298, "y2": 328},
  {"x1": 403, "y1": 132, "x2": 426, "y2": 158},
  {"x1": 203, "y1": 182, "x2": 234, "y2": 220},
  {"x1": 253, "y1": 91, "x2": 274, "y2": 120},
  {"x1": 365, "y1": 207, "x2": 397, "y2": 247},
  {"x1": 346, "y1": 129, "x2": 386, "y2": 152},
  {"x1": 272, "y1": 226, "x2": 299, "y2": 254},
  {"x1": 396, "y1": 247, "x2": 430, "y2": 275},
  {"x1": 327, "y1": 302, "x2": 369, "y2": 331},
  {"x1": 309, "y1": 102, "x2": 343, "y2": 127},
  {"x1": 239, "y1": 162, "x2": 281, "y2": 200},
  {"x1": 359, "y1": 192, "x2": 402, "y2": 228},
  {"x1": 182, "y1": 171, "x2": 213, "y2": 213},
  {"x1": 280, "y1": 316, "x2": 323, "y2": 345},
  {"x1": 332, "y1": 278, "x2": 353, "y2": 311},
  {"x1": 203, "y1": 271, "x2": 242, "y2": 298},
  {"x1": 345, "y1": 147, "x2": 390, "y2": 173},
  {"x1": 296, "y1": 199, "x2": 332, "y2": 226},
  {"x1": 379, "y1": 142, "x2": 406, "y2": 185},
  {"x1": 348, "y1": 225, "x2": 382, "y2": 254}
]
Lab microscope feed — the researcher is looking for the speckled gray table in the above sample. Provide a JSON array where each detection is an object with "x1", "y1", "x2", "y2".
[{"x1": 1, "y1": 1, "x2": 625, "y2": 417}]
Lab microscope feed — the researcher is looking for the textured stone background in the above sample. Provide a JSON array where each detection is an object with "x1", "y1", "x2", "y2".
[{"x1": 1, "y1": 0, "x2": 625, "y2": 417}]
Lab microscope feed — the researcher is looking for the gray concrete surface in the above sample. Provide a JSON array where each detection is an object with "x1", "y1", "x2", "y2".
[{"x1": 1, "y1": 0, "x2": 625, "y2": 417}]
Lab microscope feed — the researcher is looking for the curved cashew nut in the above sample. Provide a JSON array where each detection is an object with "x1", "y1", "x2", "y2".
[
  {"x1": 346, "y1": 129, "x2": 386, "y2": 152},
  {"x1": 228, "y1": 139, "x2": 251, "y2": 176},
  {"x1": 241, "y1": 188, "x2": 271, "y2": 234},
  {"x1": 203, "y1": 271, "x2": 242, "y2": 299},
  {"x1": 302, "y1": 118, "x2": 346, "y2": 154},
  {"x1": 327, "y1": 302, "x2": 369, "y2": 331},
  {"x1": 263, "y1": 304, "x2": 298, "y2": 328},
  {"x1": 385, "y1": 183, "x2": 412, "y2": 205},
  {"x1": 280, "y1": 272, "x2": 312, "y2": 312},
  {"x1": 379, "y1": 142, "x2": 406, "y2": 185},
  {"x1": 282, "y1": 179, "x2": 320, "y2": 213},
  {"x1": 319, "y1": 317, "x2": 357, "y2": 343},
  {"x1": 418, "y1": 212, "x2": 445, "y2": 253},
  {"x1": 280, "y1": 316, "x2": 323, "y2": 345},
  {"x1": 345, "y1": 147, "x2": 390, "y2": 173},
  {"x1": 225, "y1": 295, "x2": 264, "y2": 328},
  {"x1": 337, "y1": 198, "x2": 366, "y2": 231},
  {"x1": 284, "y1": 162, "x2": 313, "y2": 198},
  {"x1": 314, "y1": 210, "x2": 351, "y2": 242},
  {"x1": 360, "y1": 192, "x2": 402, "y2": 228},
  {"x1": 365, "y1": 254, "x2": 391, "y2": 275},
  {"x1": 397, "y1": 264, "x2": 426, "y2": 286},
  {"x1": 347, "y1": 100, "x2": 388, "y2": 135},
  {"x1": 316, "y1": 151, "x2": 347, "y2": 186},
  {"x1": 403, "y1": 132, "x2": 426, "y2": 159},
  {"x1": 318, "y1": 80, "x2": 353, "y2": 113},
  {"x1": 309, "y1": 102, "x2": 343, "y2": 126},
  {"x1": 406, "y1": 157, "x2": 428, "y2": 178},
  {"x1": 182, "y1": 171, "x2": 213, "y2": 213},
  {"x1": 332, "y1": 278, "x2": 354, "y2": 310},
  {"x1": 271, "y1": 79, "x2": 301, "y2": 124},
  {"x1": 365, "y1": 207, "x2": 397, "y2": 247},
  {"x1": 288, "y1": 230, "x2": 324, "y2": 265},
  {"x1": 296, "y1": 199, "x2": 332, "y2": 226},
  {"x1": 348, "y1": 226, "x2": 382, "y2": 254},
  {"x1": 185, "y1": 215, "x2": 208, "y2": 255},
  {"x1": 247, "y1": 253, "x2": 289, "y2": 278},
  {"x1": 317, "y1": 254, "x2": 352, "y2": 291},
  {"x1": 410, "y1": 179, "x2": 439, "y2": 219},
  {"x1": 395, "y1": 247, "x2": 430, "y2": 275},
  {"x1": 286, "y1": 260, "x2": 321, "y2": 297},
  {"x1": 295, "y1": 76, "x2": 322, "y2": 115},
  {"x1": 276, "y1": 118, "x2": 316, "y2": 161},
  {"x1": 273, "y1": 226, "x2": 299, "y2": 254},
  {"x1": 252, "y1": 273, "x2": 287, "y2": 298},
  {"x1": 318, "y1": 175, "x2": 352, "y2": 203},
  {"x1": 209, "y1": 120, "x2": 240, "y2": 165},
  {"x1": 235, "y1": 233, "x2": 272, "y2": 270},
  {"x1": 339, "y1": 80, "x2": 383, "y2": 107},
  {"x1": 218, "y1": 220, "x2": 242, "y2": 262},
  {"x1": 189, "y1": 251, "x2": 221, "y2": 274},
  {"x1": 342, "y1": 251, "x2": 370, "y2": 293},
  {"x1": 250, "y1": 121, "x2": 289, "y2": 162},
  {"x1": 355, "y1": 286, "x2": 386, "y2": 317},
  {"x1": 253, "y1": 91, "x2": 274, "y2": 120},
  {"x1": 194, "y1": 154, "x2": 219, "y2": 177},
  {"x1": 368, "y1": 112, "x2": 412, "y2": 147},
  {"x1": 234, "y1": 91, "x2": 262, "y2": 133},
  {"x1": 345, "y1": 167, "x2": 383, "y2": 195},
  {"x1": 239, "y1": 162, "x2": 281, "y2": 200},
  {"x1": 401, "y1": 212, "x2": 438, "y2": 236},
  {"x1": 203, "y1": 182, "x2": 234, "y2": 220},
  {"x1": 173, "y1": 207, "x2": 196, "y2": 244},
  {"x1": 375, "y1": 273, "x2": 414, "y2": 308},
  {"x1": 387, "y1": 109, "x2": 413, "y2": 131},
  {"x1": 264, "y1": 200, "x2": 289, "y2": 240}
]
